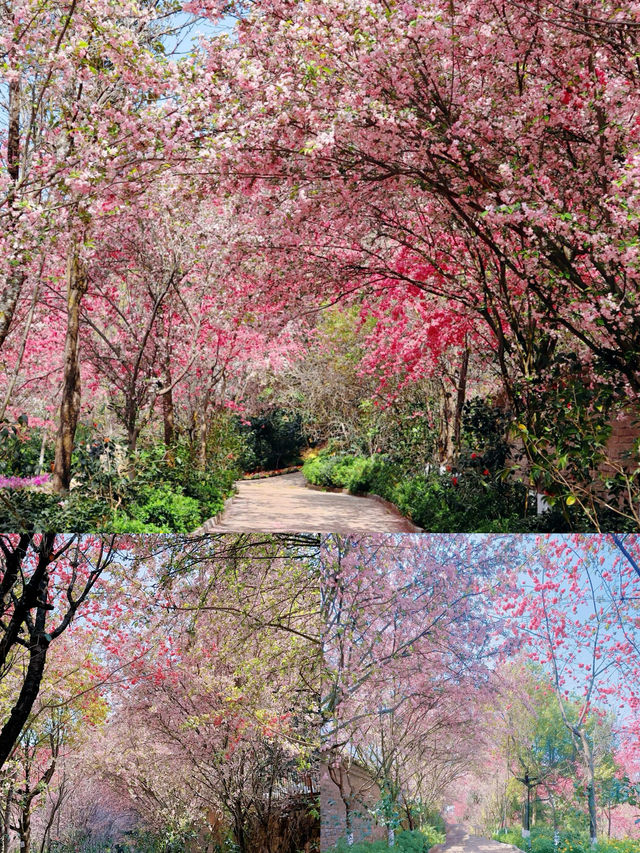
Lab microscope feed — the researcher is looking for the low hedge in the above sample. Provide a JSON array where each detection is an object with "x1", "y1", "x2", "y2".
[
  {"x1": 493, "y1": 827, "x2": 640, "y2": 853},
  {"x1": 302, "y1": 451, "x2": 536, "y2": 532},
  {"x1": 324, "y1": 828, "x2": 443, "y2": 852}
]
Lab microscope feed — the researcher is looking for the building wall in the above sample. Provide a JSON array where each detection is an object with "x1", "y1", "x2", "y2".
[{"x1": 320, "y1": 762, "x2": 386, "y2": 851}]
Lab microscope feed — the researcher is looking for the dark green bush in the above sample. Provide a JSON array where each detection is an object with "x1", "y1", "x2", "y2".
[
  {"x1": 392, "y1": 470, "x2": 532, "y2": 532},
  {"x1": 0, "y1": 416, "x2": 52, "y2": 477},
  {"x1": 303, "y1": 451, "x2": 402, "y2": 497},
  {"x1": 0, "y1": 434, "x2": 239, "y2": 533},
  {"x1": 237, "y1": 409, "x2": 307, "y2": 472}
]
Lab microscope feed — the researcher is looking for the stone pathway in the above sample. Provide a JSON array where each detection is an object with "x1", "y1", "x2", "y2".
[
  {"x1": 196, "y1": 472, "x2": 419, "y2": 532},
  {"x1": 433, "y1": 824, "x2": 522, "y2": 853}
]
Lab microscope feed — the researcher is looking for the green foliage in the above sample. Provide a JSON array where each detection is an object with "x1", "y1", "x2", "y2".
[
  {"x1": 302, "y1": 451, "x2": 533, "y2": 532},
  {"x1": 0, "y1": 416, "x2": 52, "y2": 477},
  {"x1": 0, "y1": 489, "x2": 113, "y2": 532},
  {"x1": 514, "y1": 354, "x2": 639, "y2": 529},
  {"x1": 0, "y1": 428, "x2": 240, "y2": 532},
  {"x1": 237, "y1": 408, "x2": 307, "y2": 472},
  {"x1": 116, "y1": 484, "x2": 201, "y2": 532},
  {"x1": 460, "y1": 397, "x2": 512, "y2": 471},
  {"x1": 325, "y1": 828, "x2": 440, "y2": 852},
  {"x1": 302, "y1": 451, "x2": 401, "y2": 493},
  {"x1": 493, "y1": 826, "x2": 640, "y2": 853}
]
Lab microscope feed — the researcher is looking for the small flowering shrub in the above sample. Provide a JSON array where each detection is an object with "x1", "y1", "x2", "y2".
[{"x1": 0, "y1": 474, "x2": 50, "y2": 489}]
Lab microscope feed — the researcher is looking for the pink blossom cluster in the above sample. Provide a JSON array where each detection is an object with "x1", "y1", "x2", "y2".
[{"x1": 0, "y1": 474, "x2": 50, "y2": 489}]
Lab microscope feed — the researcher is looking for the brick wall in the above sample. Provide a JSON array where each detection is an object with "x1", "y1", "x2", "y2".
[
  {"x1": 320, "y1": 762, "x2": 386, "y2": 851},
  {"x1": 606, "y1": 413, "x2": 638, "y2": 469}
]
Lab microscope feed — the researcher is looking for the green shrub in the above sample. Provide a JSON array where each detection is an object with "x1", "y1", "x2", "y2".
[
  {"x1": 302, "y1": 452, "x2": 401, "y2": 498},
  {"x1": 491, "y1": 825, "x2": 640, "y2": 853},
  {"x1": 0, "y1": 489, "x2": 115, "y2": 532},
  {"x1": 302, "y1": 452, "x2": 343, "y2": 487},
  {"x1": 596, "y1": 841, "x2": 640, "y2": 853},
  {"x1": 0, "y1": 416, "x2": 52, "y2": 477},
  {"x1": 0, "y1": 433, "x2": 238, "y2": 532},
  {"x1": 124, "y1": 485, "x2": 202, "y2": 532},
  {"x1": 237, "y1": 409, "x2": 307, "y2": 472},
  {"x1": 325, "y1": 828, "x2": 438, "y2": 852}
]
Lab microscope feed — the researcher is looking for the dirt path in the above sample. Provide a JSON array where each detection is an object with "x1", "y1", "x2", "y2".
[
  {"x1": 196, "y1": 472, "x2": 418, "y2": 532},
  {"x1": 433, "y1": 824, "x2": 522, "y2": 853}
]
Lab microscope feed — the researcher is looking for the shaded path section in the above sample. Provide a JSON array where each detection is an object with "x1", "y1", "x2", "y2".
[
  {"x1": 197, "y1": 472, "x2": 418, "y2": 532},
  {"x1": 433, "y1": 824, "x2": 522, "y2": 853}
]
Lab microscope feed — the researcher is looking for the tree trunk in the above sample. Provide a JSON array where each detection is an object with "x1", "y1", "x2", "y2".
[
  {"x1": 452, "y1": 342, "x2": 470, "y2": 454},
  {"x1": 37, "y1": 430, "x2": 47, "y2": 476},
  {"x1": 587, "y1": 780, "x2": 597, "y2": 845},
  {"x1": 126, "y1": 417, "x2": 140, "y2": 454},
  {"x1": 1, "y1": 781, "x2": 13, "y2": 853},
  {"x1": 52, "y1": 246, "x2": 88, "y2": 493},
  {"x1": 233, "y1": 807, "x2": 248, "y2": 853},
  {"x1": 0, "y1": 533, "x2": 54, "y2": 674},
  {"x1": 0, "y1": 78, "x2": 25, "y2": 353},
  {"x1": 437, "y1": 381, "x2": 454, "y2": 466},
  {"x1": 522, "y1": 775, "x2": 531, "y2": 840},
  {"x1": 0, "y1": 279, "x2": 40, "y2": 421},
  {"x1": 0, "y1": 557, "x2": 53, "y2": 770},
  {"x1": 344, "y1": 799, "x2": 353, "y2": 847},
  {"x1": 197, "y1": 391, "x2": 211, "y2": 470},
  {"x1": 580, "y1": 732, "x2": 598, "y2": 845},
  {"x1": 19, "y1": 797, "x2": 31, "y2": 853},
  {"x1": 0, "y1": 633, "x2": 49, "y2": 770},
  {"x1": 162, "y1": 362, "x2": 175, "y2": 463}
]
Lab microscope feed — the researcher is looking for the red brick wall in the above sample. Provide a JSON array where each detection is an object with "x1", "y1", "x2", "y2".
[
  {"x1": 320, "y1": 762, "x2": 386, "y2": 851},
  {"x1": 606, "y1": 413, "x2": 638, "y2": 469}
]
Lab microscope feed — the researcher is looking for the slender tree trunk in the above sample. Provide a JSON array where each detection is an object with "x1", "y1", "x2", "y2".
[
  {"x1": 587, "y1": 779, "x2": 597, "y2": 845},
  {"x1": 579, "y1": 733, "x2": 598, "y2": 845},
  {"x1": 197, "y1": 392, "x2": 211, "y2": 470},
  {"x1": 0, "y1": 78, "x2": 25, "y2": 353},
  {"x1": 19, "y1": 797, "x2": 32, "y2": 853},
  {"x1": 522, "y1": 775, "x2": 531, "y2": 840},
  {"x1": 0, "y1": 557, "x2": 53, "y2": 770},
  {"x1": 38, "y1": 776, "x2": 65, "y2": 853},
  {"x1": 452, "y1": 342, "x2": 470, "y2": 455},
  {"x1": 1, "y1": 781, "x2": 13, "y2": 853},
  {"x1": 52, "y1": 245, "x2": 88, "y2": 493},
  {"x1": 162, "y1": 362, "x2": 175, "y2": 463},
  {"x1": 344, "y1": 799, "x2": 353, "y2": 847},
  {"x1": 0, "y1": 279, "x2": 40, "y2": 421},
  {"x1": 37, "y1": 430, "x2": 47, "y2": 476}
]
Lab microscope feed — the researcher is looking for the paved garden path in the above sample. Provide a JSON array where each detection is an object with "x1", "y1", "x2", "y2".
[
  {"x1": 197, "y1": 472, "x2": 419, "y2": 532},
  {"x1": 433, "y1": 824, "x2": 522, "y2": 853}
]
